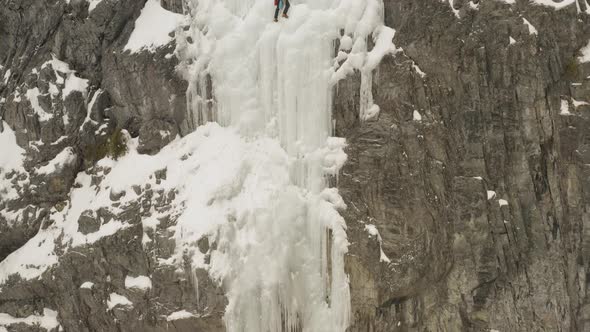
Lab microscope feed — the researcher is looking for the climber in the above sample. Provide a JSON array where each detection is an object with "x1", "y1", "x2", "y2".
[{"x1": 274, "y1": 0, "x2": 290, "y2": 22}]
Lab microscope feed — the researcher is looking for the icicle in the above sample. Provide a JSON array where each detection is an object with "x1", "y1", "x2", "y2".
[
  {"x1": 359, "y1": 68, "x2": 374, "y2": 121},
  {"x1": 190, "y1": 267, "x2": 200, "y2": 307}
]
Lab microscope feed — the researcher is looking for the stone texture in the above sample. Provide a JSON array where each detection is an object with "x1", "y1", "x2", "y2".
[
  {"x1": 101, "y1": 45, "x2": 188, "y2": 137},
  {"x1": 336, "y1": 1, "x2": 590, "y2": 331},
  {"x1": 138, "y1": 118, "x2": 179, "y2": 155}
]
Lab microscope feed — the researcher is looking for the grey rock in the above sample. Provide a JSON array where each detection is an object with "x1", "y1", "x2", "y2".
[
  {"x1": 138, "y1": 119, "x2": 178, "y2": 155},
  {"x1": 101, "y1": 46, "x2": 187, "y2": 136},
  {"x1": 161, "y1": 0, "x2": 184, "y2": 14},
  {"x1": 109, "y1": 189, "x2": 126, "y2": 202},
  {"x1": 337, "y1": 1, "x2": 590, "y2": 331},
  {"x1": 78, "y1": 210, "x2": 101, "y2": 235}
]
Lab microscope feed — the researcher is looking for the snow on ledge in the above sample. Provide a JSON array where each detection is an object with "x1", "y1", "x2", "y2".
[
  {"x1": 166, "y1": 310, "x2": 196, "y2": 321},
  {"x1": 0, "y1": 309, "x2": 59, "y2": 331},
  {"x1": 124, "y1": 0, "x2": 184, "y2": 53},
  {"x1": 457, "y1": 0, "x2": 580, "y2": 14},
  {"x1": 107, "y1": 293, "x2": 133, "y2": 310},
  {"x1": 87, "y1": 0, "x2": 104, "y2": 12},
  {"x1": 25, "y1": 88, "x2": 52, "y2": 122},
  {"x1": 0, "y1": 230, "x2": 59, "y2": 287},
  {"x1": 530, "y1": 0, "x2": 577, "y2": 10},
  {"x1": 363, "y1": 224, "x2": 391, "y2": 263},
  {"x1": 0, "y1": 121, "x2": 25, "y2": 172},
  {"x1": 36, "y1": 147, "x2": 77, "y2": 175},
  {"x1": 80, "y1": 281, "x2": 94, "y2": 289},
  {"x1": 361, "y1": 104, "x2": 380, "y2": 121},
  {"x1": 522, "y1": 18, "x2": 538, "y2": 35},
  {"x1": 41, "y1": 55, "x2": 89, "y2": 100},
  {"x1": 560, "y1": 99, "x2": 572, "y2": 115},
  {"x1": 125, "y1": 275, "x2": 152, "y2": 290},
  {"x1": 412, "y1": 61, "x2": 426, "y2": 78},
  {"x1": 573, "y1": 98, "x2": 589, "y2": 108},
  {"x1": 413, "y1": 110, "x2": 422, "y2": 121},
  {"x1": 63, "y1": 74, "x2": 89, "y2": 101},
  {"x1": 487, "y1": 191, "x2": 497, "y2": 200}
]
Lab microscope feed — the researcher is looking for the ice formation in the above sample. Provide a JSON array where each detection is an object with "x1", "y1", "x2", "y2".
[{"x1": 175, "y1": 0, "x2": 395, "y2": 330}]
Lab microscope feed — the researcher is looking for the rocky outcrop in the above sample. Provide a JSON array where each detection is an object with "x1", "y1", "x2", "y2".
[
  {"x1": 0, "y1": 164, "x2": 227, "y2": 331},
  {"x1": 0, "y1": 0, "x2": 203, "y2": 330},
  {"x1": 101, "y1": 45, "x2": 187, "y2": 137},
  {"x1": 336, "y1": 1, "x2": 590, "y2": 331},
  {"x1": 137, "y1": 118, "x2": 178, "y2": 155}
]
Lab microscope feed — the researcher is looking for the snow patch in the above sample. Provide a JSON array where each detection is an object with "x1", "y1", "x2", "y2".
[
  {"x1": 124, "y1": 0, "x2": 184, "y2": 53},
  {"x1": 364, "y1": 224, "x2": 379, "y2": 237},
  {"x1": 42, "y1": 56, "x2": 70, "y2": 74},
  {"x1": 25, "y1": 88, "x2": 52, "y2": 122},
  {"x1": 499, "y1": 199, "x2": 509, "y2": 206},
  {"x1": 522, "y1": 18, "x2": 538, "y2": 35},
  {"x1": 0, "y1": 309, "x2": 59, "y2": 330},
  {"x1": 167, "y1": 310, "x2": 195, "y2": 321},
  {"x1": 530, "y1": 0, "x2": 576, "y2": 10},
  {"x1": 41, "y1": 55, "x2": 88, "y2": 99},
  {"x1": 125, "y1": 275, "x2": 152, "y2": 290},
  {"x1": 487, "y1": 190, "x2": 496, "y2": 200},
  {"x1": 36, "y1": 147, "x2": 77, "y2": 175},
  {"x1": 80, "y1": 281, "x2": 94, "y2": 289},
  {"x1": 361, "y1": 104, "x2": 380, "y2": 121},
  {"x1": 87, "y1": 0, "x2": 104, "y2": 12},
  {"x1": 560, "y1": 99, "x2": 571, "y2": 115},
  {"x1": 3, "y1": 70, "x2": 10, "y2": 84},
  {"x1": 0, "y1": 123, "x2": 27, "y2": 201},
  {"x1": 363, "y1": 224, "x2": 390, "y2": 263},
  {"x1": 573, "y1": 98, "x2": 589, "y2": 108},
  {"x1": 107, "y1": 293, "x2": 133, "y2": 310},
  {"x1": 413, "y1": 110, "x2": 422, "y2": 121},
  {"x1": 412, "y1": 61, "x2": 426, "y2": 78},
  {"x1": 0, "y1": 229, "x2": 59, "y2": 287},
  {"x1": 80, "y1": 89, "x2": 102, "y2": 131},
  {"x1": 446, "y1": 0, "x2": 461, "y2": 17},
  {"x1": 49, "y1": 83, "x2": 59, "y2": 96},
  {"x1": 0, "y1": 121, "x2": 25, "y2": 172},
  {"x1": 63, "y1": 74, "x2": 89, "y2": 100}
]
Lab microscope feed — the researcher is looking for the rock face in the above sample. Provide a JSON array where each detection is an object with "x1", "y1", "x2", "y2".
[
  {"x1": 0, "y1": 0, "x2": 589, "y2": 331},
  {"x1": 0, "y1": 0, "x2": 203, "y2": 330},
  {"x1": 336, "y1": 1, "x2": 590, "y2": 331}
]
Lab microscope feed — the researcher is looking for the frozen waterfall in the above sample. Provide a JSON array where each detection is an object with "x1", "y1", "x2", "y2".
[{"x1": 173, "y1": 0, "x2": 395, "y2": 330}]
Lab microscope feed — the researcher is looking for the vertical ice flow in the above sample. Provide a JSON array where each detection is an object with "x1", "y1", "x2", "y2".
[{"x1": 175, "y1": 0, "x2": 393, "y2": 330}]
